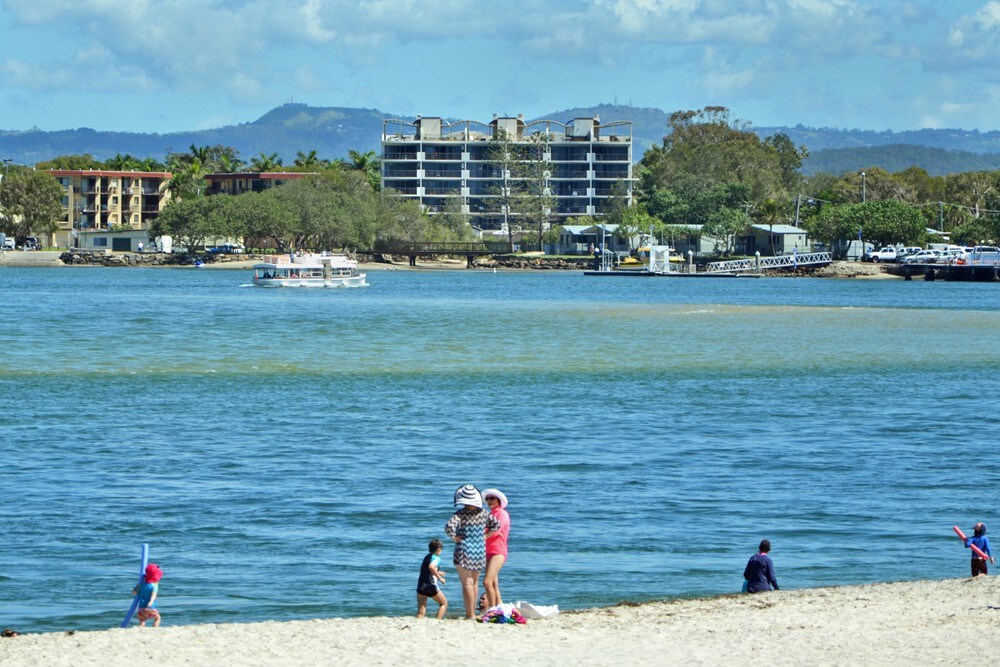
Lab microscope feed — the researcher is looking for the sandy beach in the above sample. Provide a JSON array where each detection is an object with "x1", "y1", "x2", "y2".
[{"x1": 3, "y1": 577, "x2": 998, "y2": 666}]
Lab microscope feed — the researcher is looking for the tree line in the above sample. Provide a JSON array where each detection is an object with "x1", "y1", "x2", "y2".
[
  {"x1": 3, "y1": 112, "x2": 999, "y2": 254},
  {"x1": 627, "y1": 107, "x2": 1000, "y2": 254}
]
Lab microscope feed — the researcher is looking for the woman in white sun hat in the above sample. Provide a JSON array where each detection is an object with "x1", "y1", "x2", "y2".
[
  {"x1": 445, "y1": 484, "x2": 500, "y2": 619},
  {"x1": 482, "y1": 488, "x2": 510, "y2": 609}
]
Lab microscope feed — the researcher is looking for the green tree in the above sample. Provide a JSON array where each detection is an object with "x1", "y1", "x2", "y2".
[
  {"x1": 640, "y1": 106, "x2": 800, "y2": 206},
  {"x1": 249, "y1": 152, "x2": 283, "y2": 172},
  {"x1": 831, "y1": 167, "x2": 914, "y2": 204},
  {"x1": 344, "y1": 150, "x2": 381, "y2": 191},
  {"x1": 0, "y1": 166, "x2": 64, "y2": 246},
  {"x1": 802, "y1": 200, "x2": 924, "y2": 254},
  {"x1": 150, "y1": 197, "x2": 224, "y2": 253},
  {"x1": 484, "y1": 129, "x2": 527, "y2": 252},
  {"x1": 757, "y1": 197, "x2": 786, "y2": 256},
  {"x1": 234, "y1": 189, "x2": 299, "y2": 252},
  {"x1": 35, "y1": 154, "x2": 103, "y2": 170},
  {"x1": 515, "y1": 135, "x2": 556, "y2": 252},
  {"x1": 951, "y1": 216, "x2": 1000, "y2": 245},
  {"x1": 701, "y1": 206, "x2": 750, "y2": 255},
  {"x1": 293, "y1": 150, "x2": 324, "y2": 170},
  {"x1": 435, "y1": 197, "x2": 477, "y2": 242},
  {"x1": 611, "y1": 202, "x2": 659, "y2": 253}
]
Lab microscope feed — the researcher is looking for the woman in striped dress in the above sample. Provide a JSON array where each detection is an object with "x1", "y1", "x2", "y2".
[{"x1": 445, "y1": 485, "x2": 500, "y2": 619}]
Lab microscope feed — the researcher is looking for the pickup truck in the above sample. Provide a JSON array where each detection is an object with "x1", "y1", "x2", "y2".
[{"x1": 867, "y1": 246, "x2": 898, "y2": 262}]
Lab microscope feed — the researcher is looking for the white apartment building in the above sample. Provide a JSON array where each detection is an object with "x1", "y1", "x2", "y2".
[{"x1": 381, "y1": 114, "x2": 633, "y2": 229}]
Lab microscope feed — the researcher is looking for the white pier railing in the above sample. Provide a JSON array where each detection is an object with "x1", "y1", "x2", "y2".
[{"x1": 705, "y1": 252, "x2": 833, "y2": 274}]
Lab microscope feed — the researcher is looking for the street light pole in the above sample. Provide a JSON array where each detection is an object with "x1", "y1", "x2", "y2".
[{"x1": 861, "y1": 171, "x2": 866, "y2": 203}]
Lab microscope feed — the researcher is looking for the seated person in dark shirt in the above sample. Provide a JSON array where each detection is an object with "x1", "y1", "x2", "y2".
[{"x1": 743, "y1": 539, "x2": 779, "y2": 593}]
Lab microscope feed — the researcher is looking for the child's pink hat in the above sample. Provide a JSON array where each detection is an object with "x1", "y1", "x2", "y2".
[{"x1": 144, "y1": 563, "x2": 163, "y2": 583}]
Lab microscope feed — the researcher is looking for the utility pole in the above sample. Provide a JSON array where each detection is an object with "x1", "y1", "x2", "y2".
[{"x1": 938, "y1": 201, "x2": 944, "y2": 231}]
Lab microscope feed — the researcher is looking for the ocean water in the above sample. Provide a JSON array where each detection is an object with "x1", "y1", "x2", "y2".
[{"x1": 1, "y1": 266, "x2": 998, "y2": 633}]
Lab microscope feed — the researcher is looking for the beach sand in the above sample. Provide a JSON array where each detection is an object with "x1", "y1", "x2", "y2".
[{"x1": 3, "y1": 577, "x2": 998, "y2": 666}]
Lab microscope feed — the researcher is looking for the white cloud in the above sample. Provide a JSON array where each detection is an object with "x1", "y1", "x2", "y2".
[
  {"x1": 2, "y1": 0, "x2": 998, "y2": 131},
  {"x1": 928, "y1": 1, "x2": 1000, "y2": 73}
]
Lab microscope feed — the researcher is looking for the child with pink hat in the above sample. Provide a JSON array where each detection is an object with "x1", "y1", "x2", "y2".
[
  {"x1": 482, "y1": 488, "x2": 510, "y2": 609},
  {"x1": 133, "y1": 563, "x2": 163, "y2": 627}
]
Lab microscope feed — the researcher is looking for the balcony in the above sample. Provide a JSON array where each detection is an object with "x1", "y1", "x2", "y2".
[
  {"x1": 383, "y1": 167, "x2": 417, "y2": 178},
  {"x1": 383, "y1": 148, "x2": 418, "y2": 160}
]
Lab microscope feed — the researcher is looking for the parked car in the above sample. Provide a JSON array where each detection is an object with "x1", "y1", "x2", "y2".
[
  {"x1": 1, "y1": 237, "x2": 14, "y2": 250},
  {"x1": 867, "y1": 246, "x2": 899, "y2": 262},
  {"x1": 901, "y1": 249, "x2": 941, "y2": 264},
  {"x1": 21, "y1": 237, "x2": 38, "y2": 250}
]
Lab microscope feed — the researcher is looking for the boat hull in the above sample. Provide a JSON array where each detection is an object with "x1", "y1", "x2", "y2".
[{"x1": 252, "y1": 274, "x2": 367, "y2": 288}]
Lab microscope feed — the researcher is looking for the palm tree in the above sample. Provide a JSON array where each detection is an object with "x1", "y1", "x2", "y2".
[
  {"x1": 105, "y1": 153, "x2": 139, "y2": 171},
  {"x1": 218, "y1": 153, "x2": 245, "y2": 173},
  {"x1": 294, "y1": 150, "x2": 321, "y2": 170},
  {"x1": 759, "y1": 198, "x2": 783, "y2": 256},
  {"x1": 250, "y1": 152, "x2": 282, "y2": 172},
  {"x1": 345, "y1": 150, "x2": 381, "y2": 191},
  {"x1": 190, "y1": 144, "x2": 212, "y2": 166}
]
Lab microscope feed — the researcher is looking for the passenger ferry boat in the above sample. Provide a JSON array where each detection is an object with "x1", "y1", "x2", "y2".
[{"x1": 251, "y1": 252, "x2": 367, "y2": 288}]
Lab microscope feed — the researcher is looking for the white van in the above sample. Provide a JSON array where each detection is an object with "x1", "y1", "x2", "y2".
[
  {"x1": 1, "y1": 236, "x2": 14, "y2": 250},
  {"x1": 928, "y1": 243, "x2": 962, "y2": 253}
]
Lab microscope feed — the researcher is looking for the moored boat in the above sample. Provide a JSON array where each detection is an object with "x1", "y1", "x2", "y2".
[{"x1": 252, "y1": 252, "x2": 367, "y2": 288}]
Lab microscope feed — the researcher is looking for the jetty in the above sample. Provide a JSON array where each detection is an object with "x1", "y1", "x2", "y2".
[{"x1": 584, "y1": 246, "x2": 833, "y2": 278}]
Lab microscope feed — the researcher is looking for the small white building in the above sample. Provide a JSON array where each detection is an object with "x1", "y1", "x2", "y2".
[{"x1": 75, "y1": 229, "x2": 171, "y2": 253}]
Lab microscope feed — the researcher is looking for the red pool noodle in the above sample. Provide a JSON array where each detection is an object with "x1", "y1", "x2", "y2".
[{"x1": 953, "y1": 525, "x2": 990, "y2": 560}]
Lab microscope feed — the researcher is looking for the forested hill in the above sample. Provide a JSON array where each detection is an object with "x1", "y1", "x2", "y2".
[
  {"x1": 2, "y1": 102, "x2": 999, "y2": 176},
  {"x1": 800, "y1": 144, "x2": 1000, "y2": 176}
]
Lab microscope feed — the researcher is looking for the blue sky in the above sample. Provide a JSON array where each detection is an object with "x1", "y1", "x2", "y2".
[{"x1": 1, "y1": 0, "x2": 999, "y2": 134}]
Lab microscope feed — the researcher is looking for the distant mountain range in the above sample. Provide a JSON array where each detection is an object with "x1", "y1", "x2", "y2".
[{"x1": 3, "y1": 102, "x2": 1000, "y2": 176}]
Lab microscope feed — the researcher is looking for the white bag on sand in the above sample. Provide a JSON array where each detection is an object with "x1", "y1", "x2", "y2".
[{"x1": 514, "y1": 601, "x2": 559, "y2": 619}]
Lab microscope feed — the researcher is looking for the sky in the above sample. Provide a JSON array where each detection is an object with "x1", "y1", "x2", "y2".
[{"x1": 1, "y1": 0, "x2": 999, "y2": 134}]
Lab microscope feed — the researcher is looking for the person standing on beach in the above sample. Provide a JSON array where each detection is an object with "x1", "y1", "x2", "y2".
[
  {"x1": 965, "y1": 523, "x2": 994, "y2": 576},
  {"x1": 133, "y1": 563, "x2": 163, "y2": 627},
  {"x1": 416, "y1": 539, "x2": 448, "y2": 619},
  {"x1": 743, "y1": 540, "x2": 779, "y2": 593},
  {"x1": 445, "y1": 485, "x2": 500, "y2": 619},
  {"x1": 482, "y1": 488, "x2": 510, "y2": 609}
]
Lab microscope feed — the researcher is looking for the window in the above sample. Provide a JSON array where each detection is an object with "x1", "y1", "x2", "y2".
[{"x1": 94, "y1": 237, "x2": 108, "y2": 247}]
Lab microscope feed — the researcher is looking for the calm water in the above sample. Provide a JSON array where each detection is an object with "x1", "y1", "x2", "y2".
[{"x1": 1, "y1": 266, "x2": 998, "y2": 632}]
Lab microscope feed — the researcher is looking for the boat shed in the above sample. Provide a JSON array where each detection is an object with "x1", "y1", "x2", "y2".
[{"x1": 742, "y1": 224, "x2": 809, "y2": 256}]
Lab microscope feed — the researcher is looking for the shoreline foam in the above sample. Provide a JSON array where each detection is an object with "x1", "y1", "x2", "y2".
[{"x1": 2, "y1": 577, "x2": 997, "y2": 666}]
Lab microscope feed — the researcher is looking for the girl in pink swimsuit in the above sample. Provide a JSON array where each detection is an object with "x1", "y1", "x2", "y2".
[{"x1": 482, "y1": 488, "x2": 510, "y2": 609}]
